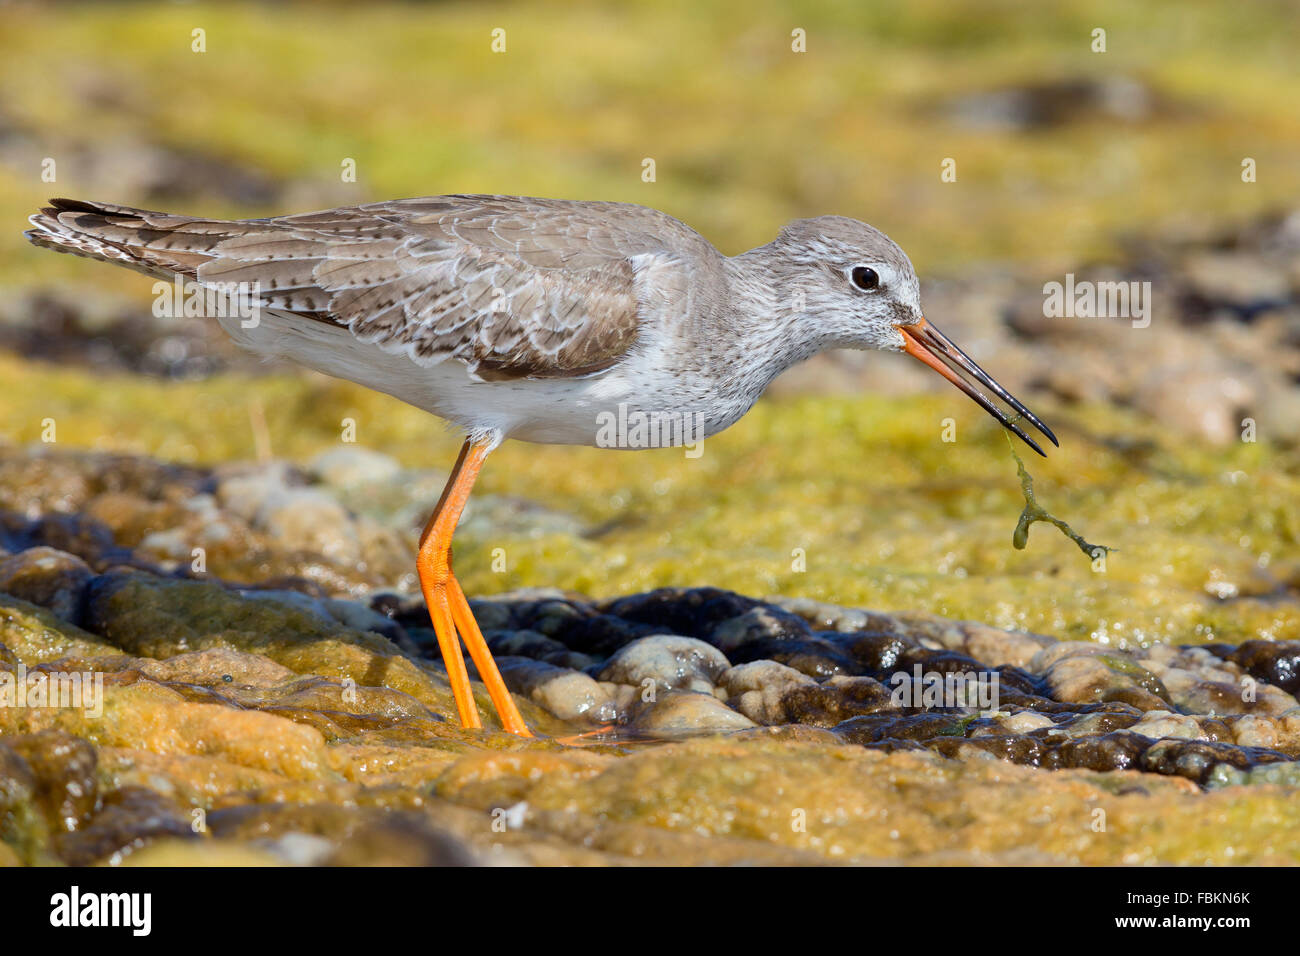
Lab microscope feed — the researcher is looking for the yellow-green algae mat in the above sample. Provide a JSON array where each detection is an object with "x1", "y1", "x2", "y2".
[
  {"x1": 3, "y1": 582, "x2": 1300, "y2": 866},
  {"x1": 2, "y1": 357, "x2": 1300, "y2": 864},
  {"x1": 2, "y1": 352, "x2": 1298, "y2": 650}
]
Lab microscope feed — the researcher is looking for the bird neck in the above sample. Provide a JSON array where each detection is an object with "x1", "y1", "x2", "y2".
[{"x1": 719, "y1": 245, "x2": 828, "y2": 378}]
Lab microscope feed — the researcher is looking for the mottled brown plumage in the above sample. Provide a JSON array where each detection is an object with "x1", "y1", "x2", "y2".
[{"x1": 28, "y1": 195, "x2": 717, "y2": 380}]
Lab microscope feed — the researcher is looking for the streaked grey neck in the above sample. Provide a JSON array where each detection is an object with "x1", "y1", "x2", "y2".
[{"x1": 720, "y1": 245, "x2": 831, "y2": 376}]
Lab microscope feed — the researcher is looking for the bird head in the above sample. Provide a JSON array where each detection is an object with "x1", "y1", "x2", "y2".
[{"x1": 770, "y1": 215, "x2": 1058, "y2": 456}]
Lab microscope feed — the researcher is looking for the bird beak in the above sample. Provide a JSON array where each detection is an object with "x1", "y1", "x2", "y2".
[{"x1": 895, "y1": 318, "x2": 1059, "y2": 456}]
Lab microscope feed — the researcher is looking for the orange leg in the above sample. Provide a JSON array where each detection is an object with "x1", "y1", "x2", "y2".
[{"x1": 418, "y1": 438, "x2": 532, "y2": 737}]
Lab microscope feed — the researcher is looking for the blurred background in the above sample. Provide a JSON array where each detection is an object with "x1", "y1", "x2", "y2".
[{"x1": 1, "y1": 0, "x2": 1298, "y2": 647}]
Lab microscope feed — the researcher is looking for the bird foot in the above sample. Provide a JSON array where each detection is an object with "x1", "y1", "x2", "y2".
[{"x1": 420, "y1": 568, "x2": 533, "y2": 737}]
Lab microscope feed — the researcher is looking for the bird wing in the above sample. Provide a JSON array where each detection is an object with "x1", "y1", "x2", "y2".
[{"x1": 27, "y1": 195, "x2": 718, "y2": 379}]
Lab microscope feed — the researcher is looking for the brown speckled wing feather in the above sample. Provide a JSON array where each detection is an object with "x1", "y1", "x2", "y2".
[{"x1": 26, "y1": 195, "x2": 716, "y2": 379}]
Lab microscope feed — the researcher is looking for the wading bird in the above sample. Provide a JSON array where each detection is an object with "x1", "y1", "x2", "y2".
[{"x1": 26, "y1": 195, "x2": 1057, "y2": 736}]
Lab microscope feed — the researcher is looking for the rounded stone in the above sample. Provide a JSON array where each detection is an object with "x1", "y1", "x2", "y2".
[
  {"x1": 708, "y1": 606, "x2": 809, "y2": 654},
  {"x1": 629, "y1": 691, "x2": 756, "y2": 736},
  {"x1": 720, "y1": 660, "x2": 817, "y2": 725},
  {"x1": 0, "y1": 546, "x2": 93, "y2": 624},
  {"x1": 597, "y1": 635, "x2": 731, "y2": 694},
  {"x1": 495, "y1": 657, "x2": 618, "y2": 724}
]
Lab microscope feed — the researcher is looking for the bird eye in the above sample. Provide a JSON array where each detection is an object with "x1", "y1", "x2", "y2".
[{"x1": 851, "y1": 266, "x2": 880, "y2": 291}]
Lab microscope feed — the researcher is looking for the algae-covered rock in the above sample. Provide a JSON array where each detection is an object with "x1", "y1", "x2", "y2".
[
  {"x1": 433, "y1": 735, "x2": 1300, "y2": 864},
  {"x1": 133, "y1": 647, "x2": 295, "y2": 687},
  {"x1": 82, "y1": 570, "x2": 505, "y2": 728},
  {"x1": 0, "y1": 593, "x2": 120, "y2": 665},
  {"x1": 7, "y1": 731, "x2": 98, "y2": 834},
  {"x1": 3, "y1": 463, "x2": 1300, "y2": 866},
  {"x1": 0, "y1": 547, "x2": 93, "y2": 624},
  {"x1": 0, "y1": 678, "x2": 331, "y2": 781},
  {"x1": 1040, "y1": 650, "x2": 1170, "y2": 710}
]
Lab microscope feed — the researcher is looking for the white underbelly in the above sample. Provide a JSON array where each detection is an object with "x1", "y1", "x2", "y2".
[{"x1": 217, "y1": 311, "x2": 741, "y2": 447}]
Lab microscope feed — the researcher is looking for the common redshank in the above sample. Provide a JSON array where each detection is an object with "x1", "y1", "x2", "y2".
[{"x1": 26, "y1": 195, "x2": 1057, "y2": 737}]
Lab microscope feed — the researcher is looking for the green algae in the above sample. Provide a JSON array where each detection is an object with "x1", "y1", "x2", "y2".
[
  {"x1": 433, "y1": 736, "x2": 1300, "y2": 864},
  {"x1": 0, "y1": 595, "x2": 120, "y2": 666},
  {"x1": 1097, "y1": 653, "x2": 1171, "y2": 703},
  {"x1": 936, "y1": 714, "x2": 981, "y2": 736},
  {"x1": 83, "y1": 573, "x2": 561, "y2": 738},
  {"x1": 3, "y1": 352, "x2": 1297, "y2": 650},
  {"x1": 1006, "y1": 436, "x2": 1114, "y2": 563},
  {"x1": 2, "y1": 570, "x2": 1299, "y2": 864}
]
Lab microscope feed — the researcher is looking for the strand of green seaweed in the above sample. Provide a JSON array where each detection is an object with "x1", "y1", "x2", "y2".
[{"x1": 1006, "y1": 431, "x2": 1115, "y2": 561}]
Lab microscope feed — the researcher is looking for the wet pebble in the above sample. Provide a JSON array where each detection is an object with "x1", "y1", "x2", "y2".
[
  {"x1": 832, "y1": 631, "x2": 915, "y2": 672},
  {"x1": 707, "y1": 605, "x2": 811, "y2": 653},
  {"x1": 602, "y1": 587, "x2": 764, "y2": 639},
  {"x1": 930, "y1": 732, "x2": 1048, "y2": 766},
  {"x1": 486, "y1": 629, "x2": 598, "y2": 671},
  {"x1": 0, "y1": 547, "x2": 92, "y2": 625},
  {"x1": 1047, "y1": 730, "x2": 1151, "y2": 772},
  {"x1": 1128, "y1": 710, "x2": 1209, "y2": 742},
  {"x1": 987, "y1": 711, "x2": 1057, "y2": 734},
  {"x1": 727, "y1": 636, "x2": 857, "y2": 679},
  {"x1": 550, "y1": 613, "x2": 658, "y2": 658},
  {"x1": 496, "y1": 657, "x2": 618, "y2": 724},
  {"x1": 781, "y1": 675, "x2": 897, "y2": 728},
  {"x1": 721, "y1": 660, "x2": 817, "y2": 725},
  {"x1": 629, "y1": 690, "x2": 756, "y2": 736},
  {"x1": 207, "y1": 802, "x2": 479, "y2": 866},
  {"x1": 54, "y1": 786, "x2": 194, "y2": 866},
  {"x1": 833, "y1": 712, "x2": 978, "y2": 745},
  {"x1": 597, "y1": 635, "x2": 730, "y2": 694},
  {"x1": 1138, "y1": 738, "x2": 1293, "y2": 784},
  {"x1": 1222, "y1": 640, "x2": 1300, "y2": 695},
  {"x1": 5, "y1": 731, "x2": 98, "y2": 835}
]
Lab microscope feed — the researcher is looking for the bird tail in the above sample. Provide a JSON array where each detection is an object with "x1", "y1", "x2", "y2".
[{"x1": 25, "y1": 198, "x2": 220, "y2": 280}]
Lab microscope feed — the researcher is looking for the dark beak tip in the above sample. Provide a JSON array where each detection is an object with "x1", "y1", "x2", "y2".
[
  {"x1": 1020, "y1": 422, "x2": 1058, "y2": 456},
  {"x1": 1010, "y1": 425, "x2": 1047, "y2": 458},
  {"x1": 904, "y1": 319, "x2": 1059, "y2": 455}
]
